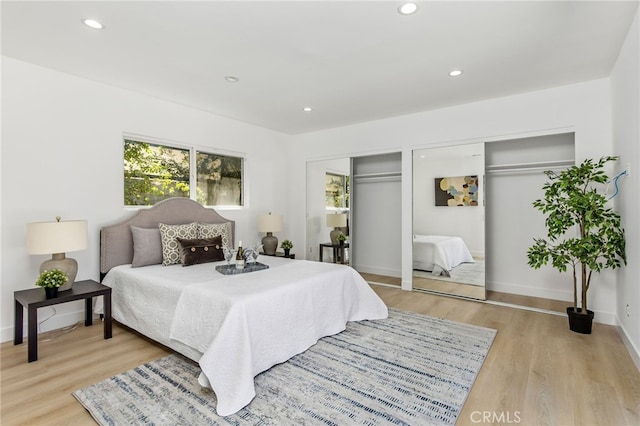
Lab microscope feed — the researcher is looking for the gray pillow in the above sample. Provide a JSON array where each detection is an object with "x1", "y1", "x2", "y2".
[{"x1": 130, "y1": 226, "x2": 163, "y2": 268}]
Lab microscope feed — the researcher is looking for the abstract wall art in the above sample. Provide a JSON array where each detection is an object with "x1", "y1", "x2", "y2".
[{"x1": 434, "y1": 175, "x2": 479, "y2": 206}]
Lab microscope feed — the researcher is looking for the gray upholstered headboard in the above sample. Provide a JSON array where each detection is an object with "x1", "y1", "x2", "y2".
[{"x1": 100, "y1": 198, "x2": 235, "y2": 277}]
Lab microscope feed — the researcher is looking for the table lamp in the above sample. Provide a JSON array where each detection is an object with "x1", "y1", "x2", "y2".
[
  {"x1": 27, "y1": 216, "x2": 88, "y2": 291},
  {"x1": 326, "y1": 213, "x2": 347, "y2": 244},
  {"x1": 257, "y1": 213, "x2": 283, "y2": 255}
]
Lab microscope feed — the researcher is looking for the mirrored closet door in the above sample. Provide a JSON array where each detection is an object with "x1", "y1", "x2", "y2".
[
  {"x1": 306, "y1": 158, "x2": 351, "y2": 264},
  {"x1": 412, "y1": 143, "x2": 486, "y2": 299}
]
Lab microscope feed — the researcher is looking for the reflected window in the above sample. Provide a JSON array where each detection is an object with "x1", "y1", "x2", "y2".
[{"x1": 325, "y1": 173, "x2": 349, "y2": 209}]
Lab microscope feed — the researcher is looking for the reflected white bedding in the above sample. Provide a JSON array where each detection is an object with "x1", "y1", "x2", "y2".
[
  {"x1": 102, "y1": 256, "x2": 388, "y2": 416},
  {"x1": 412, "y1": 235, "x2": 474, "y2": 275}
]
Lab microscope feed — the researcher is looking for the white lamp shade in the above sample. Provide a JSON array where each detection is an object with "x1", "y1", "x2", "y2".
[
  {"x1": 27, "y1": 220, "x2": 88, "y2": 254},
  {"x1": 257, "y1": 213, "x2": 283, "y2": 233},
  {"x1": 326, "y1": 213, "x2": 347, "y2": 228}
]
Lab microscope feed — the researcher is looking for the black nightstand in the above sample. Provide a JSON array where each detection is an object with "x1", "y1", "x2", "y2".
[
  {"x1": 319, "y1": 242, "x2": 349, "y2": 264},
  {"x1": 260, "y1": 251, "x2": 295, "y2": 259},
  {"x1": 14, "y1": 280, "x2": 112, "y2": 362}
]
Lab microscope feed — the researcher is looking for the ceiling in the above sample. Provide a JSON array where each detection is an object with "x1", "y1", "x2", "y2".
[{"x1": 2, "y1": 1, "x2": 638, "y2": 135}]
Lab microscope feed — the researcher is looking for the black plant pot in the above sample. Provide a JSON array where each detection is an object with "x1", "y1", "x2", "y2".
[
  {"x1": 283, "y1": 249, "x2": 290, "y2": 258},
  {"x1": 44, "y1": 287, "x2": 59, "y2": 299},
  {"x1": 566, "y1": 307, "x2": 594, "y2": 334}
]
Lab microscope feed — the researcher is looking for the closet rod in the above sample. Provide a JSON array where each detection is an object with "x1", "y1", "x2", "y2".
[
  {"x1": 353, "y1": 176, "x2": 401, "y2": 183},
  {"x1": 352, "y1": 171, "x2": 401, "y2": 179},
  {"x1": 486, "y1": 166, "x2": 568, "y2": 175},
  {"x1": 486, "y1": 159, "x2": 574, "y2": 174}
]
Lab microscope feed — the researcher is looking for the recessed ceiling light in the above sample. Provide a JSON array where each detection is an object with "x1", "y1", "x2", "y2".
[
  {"x1": 82, "y1": 19, "x2": 104, "y2": 30},
  {"x1": 398, "y1": 3, "x2": 418, "y2": 15},
  {"x1": 224, "y1": 76, "x2": 239, "y2": 83},
  {"x1": 303, "y1": 107, "x2": 313, "y2": 112},
  {"x1": 449, "y1": 69, "x2": 463, "y2": 77}
]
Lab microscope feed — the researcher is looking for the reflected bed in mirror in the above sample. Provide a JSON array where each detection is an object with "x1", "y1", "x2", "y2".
[
  {"x1": 412, "y1": 143, "x2": 486, "y2": 300},
  {"x1": 412, "y1": 235, "x2": 485, "y2": 299}
]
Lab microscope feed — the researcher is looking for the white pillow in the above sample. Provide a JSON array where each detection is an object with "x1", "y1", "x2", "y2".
[{"x1": 158, "y1": 222, "x2": 198, "y2": 266}]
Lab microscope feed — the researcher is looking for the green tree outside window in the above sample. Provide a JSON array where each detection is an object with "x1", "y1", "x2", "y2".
[{"x1": 124, "y1": 139, "x2": 243, "y2": 207}]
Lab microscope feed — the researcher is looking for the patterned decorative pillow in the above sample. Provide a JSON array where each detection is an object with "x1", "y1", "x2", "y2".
[
  {"x1": 197, "y1": 222, "x2": 232, "y2": 248},
  {"x1": 177, "y1": 236, "x2": 224, "y2": 266},
  {"x1": 158, "y1": 222, "x2": 198, "y2": 266},
  {"x1": 130, "y1": 226, "x2": 163, "y2": 267}
]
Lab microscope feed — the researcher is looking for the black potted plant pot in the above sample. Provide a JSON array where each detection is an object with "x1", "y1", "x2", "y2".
[
  {"x1": 566, "y1": 307, "x2": 594, "y2": 334},
  {"x1": 283, "y1": 249, "x2": 290, "y2": 258},
  {"x1": 44, "y1": 287, "x2": 58, "y2": 299}
]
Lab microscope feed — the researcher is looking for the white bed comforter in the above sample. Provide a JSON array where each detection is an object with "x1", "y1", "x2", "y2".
[
  {"x1": 102, "y1": 257, "x2": 387, "y2": 416},
  {"x1": 412, "y1": 235, "x2": 474, "y2": 275}
]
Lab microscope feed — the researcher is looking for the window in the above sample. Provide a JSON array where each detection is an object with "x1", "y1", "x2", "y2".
[
  {"x1": 124, "y1": 138, "x2": 244, "y2": 207},
  {"x1": 195, "y1": 151, "x2": 243, "y2": 207},
  {"x1": 325, "y1": 173, "x2": 349, "y2": 209}
]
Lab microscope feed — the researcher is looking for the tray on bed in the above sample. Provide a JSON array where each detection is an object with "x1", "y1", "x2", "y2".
[{"x1": 215, "y1": 262, "x2": 269, "y2": 275}]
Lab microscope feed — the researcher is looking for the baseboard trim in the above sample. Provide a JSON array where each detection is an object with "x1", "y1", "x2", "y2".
[
  {"x1": 353, "y1": 264, "x2": 401, "y2": 278},
  {"x1": 486, "y1": 279, "x2": 573, "y2": 302},
  {"x1": 617, "y1": 320, "x2": 640, "y2": 372},
  {"x1": 1, "y1": 308, "x2": 85, "y2": 343},
  {"x1": 483, "y1": 299, "x2": 566, "y2": 317},
  {"x1": 367, "y1": 281, "x2": 400, "y2": 289}
]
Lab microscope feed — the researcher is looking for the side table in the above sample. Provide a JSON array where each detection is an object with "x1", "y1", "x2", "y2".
[
  {"x1": 319, "y1": 242, "x2": 349, "y2": 264},
  {"x1": 14, "y1": 280, "x2": 112, "y2": 362},
  {"x1": 260, "y1": 251, "x2": 295, "y2": 259}
]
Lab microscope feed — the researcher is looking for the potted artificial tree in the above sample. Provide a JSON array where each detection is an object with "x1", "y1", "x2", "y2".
[{"x1": 527, "y1": 156, "x2": 626, "y2": 334}]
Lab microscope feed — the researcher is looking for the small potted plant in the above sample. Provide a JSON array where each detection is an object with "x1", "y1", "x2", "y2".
[
  {"x1": 337, "y1": 233, "x2": 347, "y2": 246},
  {"x1": 35, "y1": 269, "x2": 68, "y2": 299},
  {"x1": 280, "y1": 240, "x2": 293, "y2": 257}
]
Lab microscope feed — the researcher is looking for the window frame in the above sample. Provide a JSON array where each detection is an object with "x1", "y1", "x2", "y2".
[{"x1": 123, "y1": 134, "x2": 246, "y2": 210}]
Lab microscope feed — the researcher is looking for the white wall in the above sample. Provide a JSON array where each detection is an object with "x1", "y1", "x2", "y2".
[
  {"x1": 611, "y1": 9, "x2": 640, "y2": 366},
  {"x1": 287, "y1": 78, "x2": 616, "y2": 321},
  {"x1": 1, "y1": 57, "x2": 290, "y2": 341}
]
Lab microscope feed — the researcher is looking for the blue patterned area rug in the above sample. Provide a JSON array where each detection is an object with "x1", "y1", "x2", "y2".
[{"x1": 73, "y1": 308, "x2": 496, "y2": 425}]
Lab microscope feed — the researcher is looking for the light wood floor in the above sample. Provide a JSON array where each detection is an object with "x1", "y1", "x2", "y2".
[
  {"x1": 2, "y1": 286, "x2": 639, "y2": 425},
  {"x1": 413, "y1": 275, "x2": 486, "y2": 300},
  {"x1": 363, "y1": 272, "x2": 568, "y2": 313},
  {"x1": 486, "y1": 289, "x2": 568, "y2": 313}
]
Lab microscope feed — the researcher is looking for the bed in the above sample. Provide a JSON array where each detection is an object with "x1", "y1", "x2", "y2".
[
  {"x1": 412, "y1": 235, "x2": 474, "y2": 276},
  {"x1": 99, "y1": 198, "x2": 388, "y2": 416}
]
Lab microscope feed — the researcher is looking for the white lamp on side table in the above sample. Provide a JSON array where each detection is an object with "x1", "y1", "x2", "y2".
[
  {"x1": 257, "y1": 213, "x2": 283, "y2": 256},
  {"x1": 326, "y1": 213, "x2": 347, "y2": 245},
  {"x1": 27, "y1": 216, "x2": 88, "y2": 291}
]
